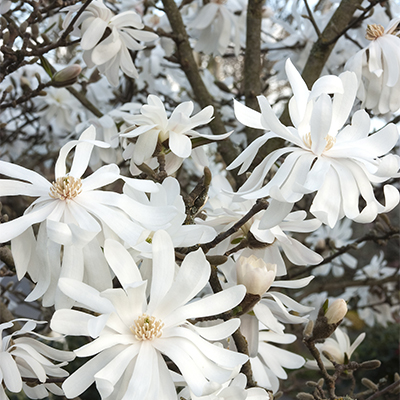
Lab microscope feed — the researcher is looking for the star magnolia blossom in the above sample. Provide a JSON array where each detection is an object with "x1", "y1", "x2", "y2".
[
  {"x1": 120, "y1": 95, "x2": 231, "y2": 170},
  {"x1": 202, "y1": 175, "x2": 322, "y2": 275},
  {"x1": 345, "y1": 17, "x2": 400, "y2": 114},
  {"x1": 305, "y1": 218, "x2": 359, "y2": 277},
  {"x1": 305, "y1": 327, "x2": 365, "y2": 369},
  {"x1": 187, "y1": 0, "x2": 241, "y2": 56},
  {"x1": 229, "y1": 59, "x2": 400, "y2": 228},
  {"x1": 51, "y1": 231, "x2": 248, "y2": 400},
  {"x1": 63, "y1": 0, "x2": 158, "y2": 86},
  {"x1": 0, "y1": 319, "x2": 74, "y2": 400},
  {"x1": 125, "y1": 176, "x2": 216, "y2": 255},
  {"x1": 0, "y1": 126, "x2": 176, "y2": 307}
]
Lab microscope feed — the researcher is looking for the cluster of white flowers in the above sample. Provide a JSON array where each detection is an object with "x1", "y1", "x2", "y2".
[
  {"x1": 1, "y1": 0, "x2": 399, "y2": 399},
  {"x1": 63, "y1": 0, "x2": 158, "y2": 86}
]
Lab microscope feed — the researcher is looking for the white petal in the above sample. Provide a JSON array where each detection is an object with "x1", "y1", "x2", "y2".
[
  {"x1": 104, "y1": 239, "x2": 142, "y2": 289},
  {"x1": 192, "y1": 319, "x2": 241, "y2": 341},
  {"x1": 233, "y1": 99, "x2": 264, "y2": 130},
  {"x1": 148, "y1": 230, "x2": 175, "y2": 311},
  {"x1": 81, "y1": 17, "x2": 108, "y2": 50},
  {"x1": 151, "y1": 248, "x2": 210, "y2": 320},
  {"x1": 0, "y1": 352, "x2": 22, "y2": 392}
]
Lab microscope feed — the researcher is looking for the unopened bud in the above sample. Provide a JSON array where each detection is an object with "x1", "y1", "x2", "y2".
[
  {"x1": 1, "y1": 16, "x2": 7, "y2": 30},
  {"x1": 236, "y1": 255, "x2": 277, "y2": 295},
  {"x1": 51, "y1": 64, "x2": 82, "y2": 87},
  {"x1": 3, "y1": 30, "x2": 9, "y2": 44},
  {"x1": 325, "y1": 299, "x2": 347, "y2": 324},
  {"x1": 20, "y1": 21, "x2": 28, "y2": 33},
  {"x1": 309, "y1": 299, "x2": 347, "y2": 341},
  {"x1": 392, "y1": 373, "x2": 400, "y2": 394},
  {"x1": 38, "y1": 90, "x2": 47, "y2": 96},
  {"x1": 296, "y1": 393, "x2": 314, "y2": 400},
  {"x1": 41, "y1": 33, "x2": 50, "y2": 44},
  {"x1": 31, "y1": 23, "x2": 39, "y2": 38},
  {"x1": 303, "y1": 320, "x2": 314, "y2": 339},
  {"x1": 5, "y1": 85, "x2": 13, "y2": 93},
  {"x1": 322, "y1": 350, "x2": 336, "y2": 364},
  {"x1": 20, "y1": 76, "x2": 31, "y2": 88},
  {"x1": 361, "y1": 378, "x2": 379, "y2": 391},
  {"x1": 359, "y1": 360, "x2": 381, "y2": 370}
]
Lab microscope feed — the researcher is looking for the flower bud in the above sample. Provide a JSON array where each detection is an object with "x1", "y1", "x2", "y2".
[
  {"x1": 52, "y1": 65, "x2": 82, "y2": 87},
  {"x1": 236, "y1": 255, "x2": 276, "y2": 295},
  {"x1": 325, "y1": 299, "x2": 347, "y2": 324},
  {"x1": 296, "y1": 393, "x2": 314, "y2": 400}
]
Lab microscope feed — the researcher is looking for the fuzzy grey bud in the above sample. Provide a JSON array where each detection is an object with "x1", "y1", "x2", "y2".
[
  {"x1": 296, "y1": 393, "x2": 314, "y2": 400},
  {"x1": 361, "y1": 378, "x2": 379, "y2": 391},
  {"x1": 31, "y1": 23, "x2": 39, "y2": 38},
  {"x1": 359, "y1": 360, "x2": 381, "y2": 370},
  {"x1": 19, "y1": 21, "x2": 28, "y2": 33},
  {"x1": 303, "y1": 320, "x2": 314, "y2": 339}
]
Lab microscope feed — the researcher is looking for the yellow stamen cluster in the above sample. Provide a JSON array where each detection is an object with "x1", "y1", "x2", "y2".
[
  {"x1": 365, "y1": 24, "x2": 385, "y2": 41},
  {"x1": 303, "y1": 133, "x2": 336, "y2": 152},
  {"x1": 131, "y1": 314, "x2": 164, "y2": 341},
  {"x1": 324, "y1": 135, "x2": 336, "y2": 151},
  {"x1": 49, "y1": 176, "x2": 82, "y2": 200}
]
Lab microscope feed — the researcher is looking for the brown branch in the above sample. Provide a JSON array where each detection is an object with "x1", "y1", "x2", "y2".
[
  {"x1": 243, "y1": 0, "x2": 264, "y2": 145},
  {"x1": 289, "y1": 224, "x2": 399, "y2": 280},
  {"x1": 303, "y1": 338, "x2": 336, "y2": 399},
  {"x1": 364, "y1": 380, "x2": 400, "y2": 400},
  {"x1": 160, "y1": 0, "x2": 240, "y2": 170}
]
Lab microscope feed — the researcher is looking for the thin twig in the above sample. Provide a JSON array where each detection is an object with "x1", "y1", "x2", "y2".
[
  {"x1": 303, "y1": 0, "x2": 322, "y2": 37},
  {"x1": 201, "y1": 199, "x2": 269, "y2": 254}
]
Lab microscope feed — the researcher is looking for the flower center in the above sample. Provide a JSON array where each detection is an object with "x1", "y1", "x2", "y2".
[
  {"x1": 365, "y1": 24, "x2": 385, "y2": 41},
  {"x1": 303, "y1": 133, "x2": 336, "y2": 152},
  {"x1": 131, "y1": 313, "x2": 164, "y2": 341},
  {"x1": 49, "y1": 176, "x2": 82, "y2": 201}
]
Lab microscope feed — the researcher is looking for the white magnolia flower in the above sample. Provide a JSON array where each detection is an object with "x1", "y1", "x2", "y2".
[
  {"x1": 36, "y1": 87, "x2": 82, "y2": 134},
  {"x1": 345, "y1": 17, "x2": 400, "y2": 114},
  {"x1": 0, "y1": 319, "x2": 74, "y2": 400},
  {"x1": 306, "y1": 218, "x2": 359, "y2": 277},
  {"x1": 354, "y1": 251, "x2": 398, "y2": 280},
  {"x1": 229, "y1": 59, "x2": 400, "y2": 228},
  {"x1": 343, "y1": 283, "x2": 397, "y2": 328},
  {"x1": 125, "y1": 176, "x2": 216, "y2": 255},
  {"x1": 120, "y1": 95, "x2": 231, "y2": 171},
  {"x1": 51, "y1": 231, "x2": 248, "y2": 399},
  {"x1": 187, "y1": 0, "x2": 241, "y2": 56},
  {"x1": 63, "y1": 0, "x2": 158, "y2": 86},
  {"x1": 202, "y1": 175, "x2": 322, "y2": 275},
  {"x1": 0, "y1": 126, "x2": 176, "y2": 307},
  {"x1": 305, "y1": 327, "x2": 365, "y2": 369},
  {"x1": 0, "y1": 125, "x2": 173, "y2": 247}
]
